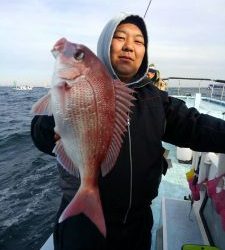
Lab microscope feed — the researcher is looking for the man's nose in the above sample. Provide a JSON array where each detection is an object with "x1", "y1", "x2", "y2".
[{"x1": 122, "y1": 39, "x2": 134, "y2": 52}]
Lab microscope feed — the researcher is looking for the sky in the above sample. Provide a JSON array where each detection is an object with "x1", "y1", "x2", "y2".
[{"x1": 0, "y1": 0, "x2": 225, "y2": 87}]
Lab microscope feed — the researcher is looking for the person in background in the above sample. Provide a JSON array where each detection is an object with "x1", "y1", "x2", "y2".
[
  {"x1": 31, "y1": 13, "x2": 225, "y2": 250},
  {"x1": 146, "y1": 64, "x2": 167, "y2": 91}
]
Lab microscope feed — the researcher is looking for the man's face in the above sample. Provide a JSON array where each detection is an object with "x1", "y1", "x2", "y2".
[
  {"x1": 110, "y1": 22, "x2": 145, "y2": 83},
  {"x1": 147, "y1": 72, "x2": 156, "y2": 79}
]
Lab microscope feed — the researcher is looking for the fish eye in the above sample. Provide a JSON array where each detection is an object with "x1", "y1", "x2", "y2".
[{"x1": 74, "y1": 50, "x2": 85, "y2": 61}]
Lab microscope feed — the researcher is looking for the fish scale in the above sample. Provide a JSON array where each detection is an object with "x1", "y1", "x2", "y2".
[{"x1": 70, "y1": 81, "x2": 110, "y2": 172}]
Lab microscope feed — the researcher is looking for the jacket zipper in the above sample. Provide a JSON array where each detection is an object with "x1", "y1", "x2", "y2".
[{"x1": 123, "y1": 116, "x2": 133, "y2": 224}]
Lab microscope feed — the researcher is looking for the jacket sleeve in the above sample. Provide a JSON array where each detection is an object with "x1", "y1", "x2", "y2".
[
  {"x1": 31, "y1": 115, "x2": 56, "y2": 156},
  {"x1": 163, "y1": 96, "x2": 225, "y2": 153}
]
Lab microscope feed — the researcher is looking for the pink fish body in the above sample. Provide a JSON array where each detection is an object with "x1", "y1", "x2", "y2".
[{"x1": 32, "y1": 38, "x2": 134, "y2": 237}]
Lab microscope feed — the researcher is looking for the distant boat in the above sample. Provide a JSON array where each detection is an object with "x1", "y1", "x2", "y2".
[
  {"x1": 12, "y1": 83, "x2": 33, "y2": 91},
  {"x1": 208, "y1": 83, "x2": 224, "y2": 90}
]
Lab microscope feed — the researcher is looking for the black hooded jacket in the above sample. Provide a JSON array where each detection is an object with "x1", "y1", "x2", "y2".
[{"x1": 31, "y1": 81, "x2": 225, "y2": 223}]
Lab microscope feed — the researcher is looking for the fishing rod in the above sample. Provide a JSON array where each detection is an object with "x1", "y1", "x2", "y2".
[{"x1": 143, "y1": 0, "x2": 153, "y2": 18}]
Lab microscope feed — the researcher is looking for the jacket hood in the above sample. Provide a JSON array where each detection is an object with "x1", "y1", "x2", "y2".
[{"x1": 97, "y1": 13, "x2": 149, "y2": 86}]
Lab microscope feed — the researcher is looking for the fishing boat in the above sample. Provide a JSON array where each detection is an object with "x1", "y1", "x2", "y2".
[
  {"x1": 208, "y1": 83, "x2": 225, "y2": 90},
  {"x1": 12, "y1": 82, "x2": 33, "y2": 91},
  {"x1": 40, "y1": 77, "x2": 225, "y2": 250},
  {"x1": 16, "y1": 85, "x2": 33, "y2": 90}
]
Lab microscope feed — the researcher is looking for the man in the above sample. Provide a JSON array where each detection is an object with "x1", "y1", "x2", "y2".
[
  {"x1": 31, "y1": 13, "x2": 225, "y2": 250},
  {"x1": 146, "y1": 64, "x2": 167, "y2": 91}
]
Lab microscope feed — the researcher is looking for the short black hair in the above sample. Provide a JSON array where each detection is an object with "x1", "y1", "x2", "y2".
[
  {"x1": 119, "y1": 15, "x2": 148, "y2": 48},
  {"x1": 148, "y1": 68, "x2": 157, "y2": 73}
]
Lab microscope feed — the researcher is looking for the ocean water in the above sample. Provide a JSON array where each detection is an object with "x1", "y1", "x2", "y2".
[
  {"x1": 0, "y1": 85, "x2": 224, "y2": 250},
  {"x1": 0, "y1": 87, "x2": 61, "y2": 250}
]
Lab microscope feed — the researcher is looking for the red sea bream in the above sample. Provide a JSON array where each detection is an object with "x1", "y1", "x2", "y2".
[{"x1": 32, "y1": 38, "x2": 134, "y2": 237}]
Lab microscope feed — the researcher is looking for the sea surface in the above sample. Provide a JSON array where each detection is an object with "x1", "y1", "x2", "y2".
[
  {"x1": 0, "y1": 87, "x2": 61, "y2": 250},
  {"x1": 0, "y1": 85, "x2": 224, "y2": 250}
]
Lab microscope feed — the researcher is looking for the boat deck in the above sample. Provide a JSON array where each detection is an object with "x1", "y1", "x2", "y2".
[{"x1": 151, "y1": 143, "x2": 191, "y2": 250}]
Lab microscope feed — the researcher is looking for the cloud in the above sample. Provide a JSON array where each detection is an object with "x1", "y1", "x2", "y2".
[{"x1": 0, "y1": 0, "x2": 225, "y2": 86}]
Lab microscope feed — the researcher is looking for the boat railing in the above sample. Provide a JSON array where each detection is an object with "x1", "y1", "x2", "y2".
[{"x1": 163, "y1": 77, "x2": 225, "y2": 102}]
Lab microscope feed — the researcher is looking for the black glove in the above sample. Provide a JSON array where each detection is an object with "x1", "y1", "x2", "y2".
[{"x1": 31, "y1": 115, "x2": 55, "y2": 156}]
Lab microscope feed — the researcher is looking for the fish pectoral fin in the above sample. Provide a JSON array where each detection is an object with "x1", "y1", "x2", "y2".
[
  {"x1": 53, "y1": 140, "x2": 79, "y2": 177},
  {"x1": 101, "y1": 80, "x2": 135, "y2": 177},
  {"x1": 59, "y1": 188, "x2": 106, "y2": 237},
  {"x1": 31, "y1": 92, "x2": 52, "y2": 115}
]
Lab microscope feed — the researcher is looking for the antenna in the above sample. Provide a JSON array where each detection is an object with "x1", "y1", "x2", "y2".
[{"x1": 143, "y1": 0, "x2": 153, "y2": 18}]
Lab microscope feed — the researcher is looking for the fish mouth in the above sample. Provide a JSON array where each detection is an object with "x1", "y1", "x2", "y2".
[
  {"x1": 56, "y1": 81, "x2": 72, "y2": 89},
  {"x1": 58, "y1": 75, "x2": 86, "y2": 89}
]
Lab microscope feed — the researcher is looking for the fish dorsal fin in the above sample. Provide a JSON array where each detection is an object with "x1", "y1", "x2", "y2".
[
  {"x1": 53, "y1": 139, "x2": 80, "y2": 177},
  {"x1": 31, "y1": 92, "x2": 52, "y2": 115},
  {"x1": 101, "y1": 80, "x2": 135, "y2": 177}
]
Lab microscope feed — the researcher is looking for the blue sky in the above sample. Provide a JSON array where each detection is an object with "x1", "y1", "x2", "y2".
[{"x1": 1, "y1": 0, "x2": 225, "y2": 86}]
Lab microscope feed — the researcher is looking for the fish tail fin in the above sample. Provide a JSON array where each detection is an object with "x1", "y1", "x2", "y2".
[{"x1": 59, "y1": 187, "x2": 106, "y2": 237}]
